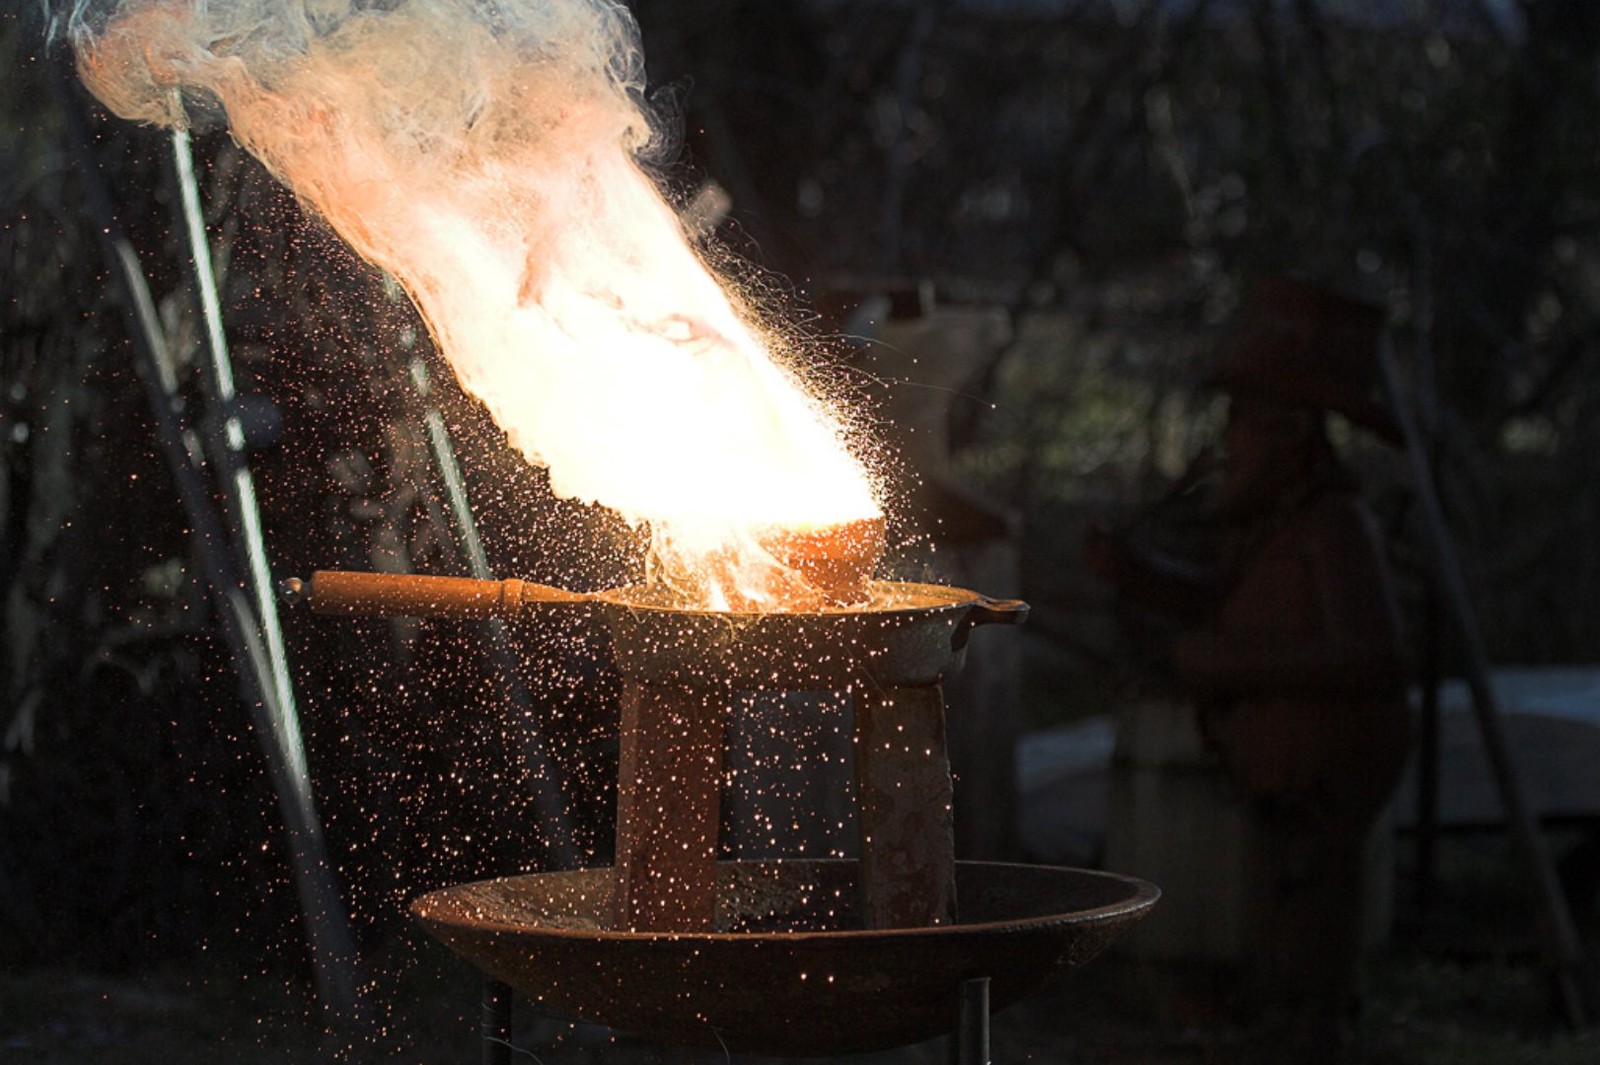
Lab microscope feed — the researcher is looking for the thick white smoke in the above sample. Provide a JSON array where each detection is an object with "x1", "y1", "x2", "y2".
[{"x1": 71, "y1": 0, "x2": 880, "y2": 607}]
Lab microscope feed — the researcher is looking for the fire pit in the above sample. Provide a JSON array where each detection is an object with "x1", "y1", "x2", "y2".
[{"x1": 291, "y1": 568, "x2": 1159, "y2": 1056}]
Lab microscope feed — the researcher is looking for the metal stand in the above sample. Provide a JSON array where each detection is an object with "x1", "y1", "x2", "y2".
[
  {"x1": 52, "y1": 59, "x2": 363, "y2": 1021},
  {"x1": 855, "y1": 684, "x2": 959, "y2": 928},
  {"x1": 612, "y1": 681, "x2": 727, "y2": 932},
  {"x1": 481, "y1": 978, "x2": 513, "y2": 1065},
  {"x1": 473, "y1": 974, "x2": 995, "y2": 1064},
  {"x1": 1413, "y1": 579, "x2": 1445, "y2": 911},
  {"x1": 607, "y1": 677, "x2": 960, "y2": 935},
  {"x1": 954, "y1": 977, "x2": 991, "y2": 1065},
  {"x1": 1379, "y1": 336, "x2": 1597, "y2": 1027},
  {"x1": 406, "y1": 357, "x2": 578, "y2": 868}
]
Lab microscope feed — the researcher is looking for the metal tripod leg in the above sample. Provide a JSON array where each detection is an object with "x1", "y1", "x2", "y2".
[
  {"x1": 407, "y1": 356, "x2": 579, "y2": 868},
  {"x1": 169, "y1": 124, "x2": 367, "y2": 1022},
  {"x1": 954, "y1": 977, "x2": 991, "y2": 1065},
  {"x1": 482, "y1": 977, "x2": 513, "y2": 1065},
  {"x1": 53, "y1": 61, "x2": 363, "y2": 1022},
  {"x1": 1379, "y1": 336, "x2": 1597, "y2": 1027}
]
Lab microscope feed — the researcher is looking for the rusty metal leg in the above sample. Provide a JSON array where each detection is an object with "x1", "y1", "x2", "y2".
[
  {"x1": 854, "y1": 683, "x2": 957, "y2": 928},
  {"x1": 954, "y1": 977, "x2": 990, "y2": 1065},
  {"x1": 614, "y1": 681, "x2": 727, "y2": 932},
  {"x1": 481, "y1": 977, "x2": 511, "y2": 1065}
]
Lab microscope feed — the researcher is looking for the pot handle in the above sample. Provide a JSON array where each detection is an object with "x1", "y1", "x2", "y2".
[
  {"x1": 968, "y1": 595, "x2": 1029, "y2": 627},
  {"x1": 283, "y1": 570, "x2": 592, "y2": 620},
  {"x1": 953, "y1": 594, "x2": 1029, "y2": 649}
]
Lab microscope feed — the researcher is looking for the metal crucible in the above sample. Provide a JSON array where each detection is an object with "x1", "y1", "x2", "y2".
[{"x1": 292, "y1": 569, "x2": 1026, "y2": 933}]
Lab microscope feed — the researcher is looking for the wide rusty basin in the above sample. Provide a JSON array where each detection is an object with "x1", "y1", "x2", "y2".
[{"x1": 411, "y1": 859, "x2": 1158, "y2": 1055}]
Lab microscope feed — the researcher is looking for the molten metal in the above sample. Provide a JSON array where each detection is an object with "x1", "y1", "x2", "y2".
[{"x1": 759, "y1": 516, "x2": 886, "y2": 605}]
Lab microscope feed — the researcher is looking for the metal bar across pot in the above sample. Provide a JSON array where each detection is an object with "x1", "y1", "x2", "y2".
[{"x1": 283, "y1": 570, "x2": 591, "y2": 619}]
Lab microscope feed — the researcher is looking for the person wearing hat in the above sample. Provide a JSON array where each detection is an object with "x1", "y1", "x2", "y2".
[{"x1": 1085, "y1": 277, "x2": 1411, "y2": 1059}]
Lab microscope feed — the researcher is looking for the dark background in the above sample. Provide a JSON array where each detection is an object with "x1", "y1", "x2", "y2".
[{"x1": 3, "y1": 1, "x2": 1598, "y2": 1060}]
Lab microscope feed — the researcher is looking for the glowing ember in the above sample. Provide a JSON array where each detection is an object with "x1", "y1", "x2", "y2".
[
  {"x1": 73, "y1": 0, "x2": 882, "y2": 608},
  {"x1": 758, "y1": 517, "x2": 886, "y2": 605},
  {"x1": 646, "y1": 516, "x2": 886, "y2": 612}
]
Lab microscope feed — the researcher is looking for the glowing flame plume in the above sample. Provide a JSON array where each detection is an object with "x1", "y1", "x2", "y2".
[{"x1": 72, "y1": 0, "x2": 882, "y2": 608}]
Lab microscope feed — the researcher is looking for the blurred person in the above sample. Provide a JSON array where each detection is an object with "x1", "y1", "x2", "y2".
[{"x1": 1085, "y1": 278, "x2": 1410, "y2": 1059}]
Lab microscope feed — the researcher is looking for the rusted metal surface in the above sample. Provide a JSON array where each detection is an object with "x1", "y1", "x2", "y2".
[
  {"x1": 614, "y1": 676, "x2": 961, "y2": 934},
  {"x1": 855, "y1": 684, "x2": 957, "y2": 928},
  {"x1": 602, "y1": 582, "x2": 1024, "y2": 689},
  {"x1": 412, "y1": 859, "x2": 1158, "y2": 1056},
  {"x1": 298, "y1": 568, "x2": 1029, "y2": 936},
  {"x1": 293, "y1": 570, "x2": 1026, "y2": 688},
  {"x1": 612, "y1": 681, "x2": 727, "y2": 932}
]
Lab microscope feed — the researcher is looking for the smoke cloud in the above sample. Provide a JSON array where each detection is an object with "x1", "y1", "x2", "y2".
[{"x1": 70, "y1": 0, "x2": 880, "y2": 606}]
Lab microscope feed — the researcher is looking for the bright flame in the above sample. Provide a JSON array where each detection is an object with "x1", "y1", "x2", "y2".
[{"x1": 73, "y1": 0, "x2": 880, "y2": 609}]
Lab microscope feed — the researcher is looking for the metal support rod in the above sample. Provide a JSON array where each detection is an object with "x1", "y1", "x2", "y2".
[
  {"x1": 170, "y1": 125, "x2": 302, "y2": 768},
  {"x1": 613, "y1": 681, "x2": 726, "y2": 932},
  {"x1": 953, "y1": 977, "x2": 991, "y2": 1065},
  {"x1": 410, "y1": 357, "x2": 492, "y2": 580},
  {"x1": 1379, "y1": 335, "x2": 1596, "y2": 1027},
  {"x1": 408, "y1": 356, "x2": 578, "y2": 867},
  {"x1": 53, "y1": 61, "x2": 362, "y2": 1021},
  {"x1": 481, "y1": 977, "x2": 513, "y2": 1065},
  {"x1": 854, "y1": 683, "x2": 958, "y2": 929}
]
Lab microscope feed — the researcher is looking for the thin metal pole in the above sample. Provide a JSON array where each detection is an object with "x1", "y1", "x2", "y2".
[
  {"x1": 408, "y1": 356, "x2": 578, "y2": 867},
  {"x1": 481, "y1": 977, "x2": 513, "y2": 1065},
  {"x1": 166, "y1": 122, "x2": 365, "y2": 1022},
  {"x1": 1379, "y1": 335, "x2": 1595, "y2": 1027},
  {"x1": 53, "y1": 61, "x2": 362, "y2": 1021},
  {"x1": 954, "y1": 977, "x2": 990, "y2": 1065},
  {"x1": 411, "y1": 357, "x2": 493, "y2": 581},
  {"x1": 170, "y1": 125, "x2": 302, "y2": 764}
]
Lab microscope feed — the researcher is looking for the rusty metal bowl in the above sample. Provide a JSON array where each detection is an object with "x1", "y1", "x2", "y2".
[
  {"x1": 292, "y1": 571, "x2": 1026, "y2": 688},
  {"x1": 596, "y1": 580, "x2": 1023, "y2": 688},
  {"x1": 411, "y1": 859, "x2": 1158, "y2": 1055}
]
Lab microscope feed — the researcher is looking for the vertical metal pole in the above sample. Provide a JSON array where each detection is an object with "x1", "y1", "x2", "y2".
[
  {"x1": 409, "y1": 357, "x2": 492, "y2": 581},
  {"x1": 171, "y1": 125, "x2": 300, "y2": 751},
  {"x1": 407, "y1": 356, "x2": 578, "y2": 868},
  {"x1": 953, "y1": 977, "x2": 990, "y2": 1065},
  {"x1": 52, "y1": 61, "x2": 362, "y2": 1022},
  {"x1": 854, "y1": 684, "x2": 958, "y2": 929},
  {"x1": 481, "y1": 977, "x2": 513, "y2": 1065},
  {"x1": 1379, "y1": 336, "x2": 1595, "y2": 1027},
  {"x1": 167, "y1": 123, "x2": 364, "y2": 1020}
]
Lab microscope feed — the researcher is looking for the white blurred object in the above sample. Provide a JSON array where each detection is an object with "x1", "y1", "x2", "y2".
[{"x1": 1398, "y1": 668, "x2": 1600, "y2": 827}]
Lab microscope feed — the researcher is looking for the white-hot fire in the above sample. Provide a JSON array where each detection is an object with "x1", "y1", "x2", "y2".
[{"x1": 71, "y1": 0, "x2": 881, "y2": 608}]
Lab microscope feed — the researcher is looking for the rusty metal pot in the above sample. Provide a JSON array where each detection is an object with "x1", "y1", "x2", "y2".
[{"x1": 289, "y1": 570, "x2": 1026, "y2": 688}]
